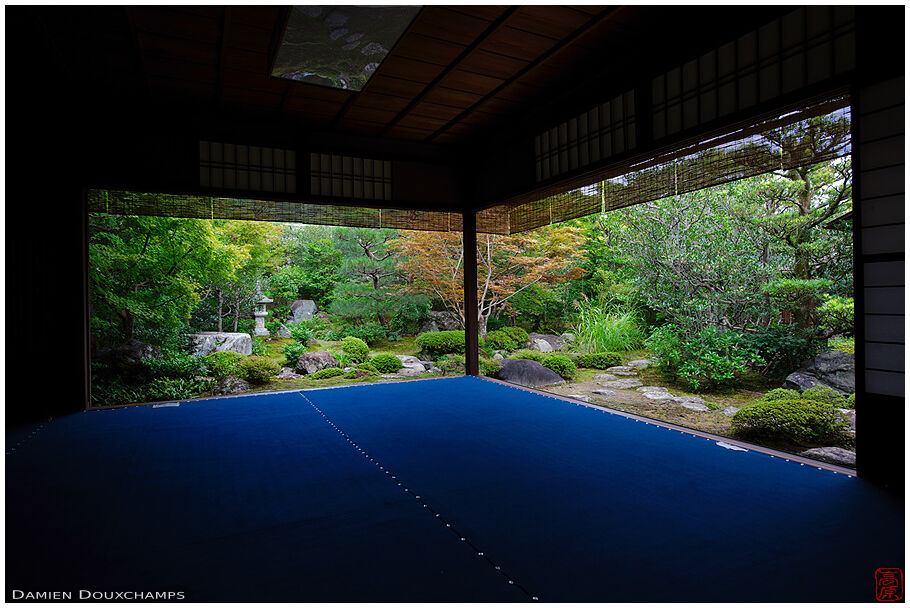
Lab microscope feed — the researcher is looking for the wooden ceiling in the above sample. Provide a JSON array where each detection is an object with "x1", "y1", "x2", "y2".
[
  {"x1": 122, "y1": 5, "x2": 623, "y2": 144},
  {"x1": 26, "y1": 5, "x2": 790, "y2": 152}
]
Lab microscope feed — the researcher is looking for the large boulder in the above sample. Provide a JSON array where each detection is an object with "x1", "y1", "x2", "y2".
[
  {"x1": 417, "y1": 310, "x2": 462, "y2": 333},
  {"x1": 276, "y1": 367, "x2": 304, "y2": 380},
  {"x1": 295, "y1": 351, "x2": 339, "y2": 375},
  {"x1": 397, "y1": 355, "x2": 432, "y2": 373},
  {"x1": 189, "y1": 332, "x2": 252, "y2": 357},
  {"x1": 784, "y1": 350, "x2": 855, "y2": 394},
  {"x1": 93, "y1": 339, "x2": 160, "y2": 374},
  {"x1": 289, "y1": 300, "x2": 318, "y2": 323},
  {"x1": 527, "y1": 333, "x2": 567, "y2": 352},
  {"x1": 496, "y1": 359, "x2": 565, "y2": 387},
  {"x1": 212, "y1": 376, "x2": 250, "y2": 396},
  {"x1": 800, "y1": 447, "x2": 856, "y2": 467},
  {"x1": 275, "y1": 324, "x2": 293, "y2": 339}
]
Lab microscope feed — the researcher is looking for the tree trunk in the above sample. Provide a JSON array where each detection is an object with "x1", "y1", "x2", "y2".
[
  {"x1": 217, "y1": 289, "x2": 223, "y2": 332},
  {"x1": 119, "y1": 309, "x2": 135, "y2": 342},
  {"x1": 232, "y1": 294, "x2": 240, "y2": 332}
]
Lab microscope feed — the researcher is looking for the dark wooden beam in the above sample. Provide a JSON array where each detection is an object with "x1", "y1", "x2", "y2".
[
  {"x1": 378, "y1": 7, "x2": 518, "y2": 137},
  {"x1": 214, "y1": 7, "x2": 231, "y2": 104},
  {"x1": 425, "y1": 6, "x2": 621, "y2": 143},
  {"x1": 463, "y1": 209, "x2": 479, "y2": 376}
]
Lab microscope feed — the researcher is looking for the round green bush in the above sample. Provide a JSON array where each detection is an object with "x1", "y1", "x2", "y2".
[
  {"x1": 239, "y1": 356, "x2": 279, "y2": 385},
  {"x1": 760, "y1": 388, "x2": 801, "y2": 402},
  {"x1": 415, "y1": 331, "x2": 466, "y2": 357},
  {"x1": 341, "y1": 336, "x2": 370, "y2": 363},
  {"x1": 801, "y1": 385, "x2": 848, "y2": 408},
  {"x1": 731, "y1": 399, "x2": 847, "y2": 444},
  {"x1": 204, "y1": 351, "x2": 245, "y2": 380},
  {"x1": 371, "y1": 353, "x2": 403, "y2": 373},
  {"x1": 354, "y1": 362, "x2": 379, "y2": 374},
  {"x1": 512, "y1": 349, "x2": 546, "y2": 363},
  {"x1": 281, "y1": 341, "x2": 307, "y2": 365},
  {"x1": 485, "y1": 330, "x2": 519, "y2": 352},
  {"x1": 574, "y1": 352, "x2": 622, "y2": 369},
  {"x1": 311, "y1": 367, "x2": 345, "y2": 380},
  {"x1": 499, "y1": 326, "x2": 529, "y2": 347},
  {"x1": 542, "y1": 354, "x2": 576, "y2": 380}
]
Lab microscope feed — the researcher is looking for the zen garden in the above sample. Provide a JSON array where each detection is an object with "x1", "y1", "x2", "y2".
[{"x1": 90, "y1": 118, "x2": 856, "y2": 468}]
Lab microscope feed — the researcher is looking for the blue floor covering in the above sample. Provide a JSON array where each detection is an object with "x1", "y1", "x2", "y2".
[{"x1": 6, "y1": 376, "x2": 904, "y2": 601}]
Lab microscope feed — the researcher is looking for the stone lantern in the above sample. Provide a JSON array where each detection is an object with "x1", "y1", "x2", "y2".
[{"x1": 253, "y1": 281, "x2": 273, "y2": 337}]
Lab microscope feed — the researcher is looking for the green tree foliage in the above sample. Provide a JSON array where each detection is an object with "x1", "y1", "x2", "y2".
[
  {"x1": 272, "y1": 230, "x2": 343, "y2": 309},
  {"x1": 331, "y1": 227, "x2": 410, "y2": 325},
  {"x1": 89, "y1": 214, "x2": 243, "y2": 346}
]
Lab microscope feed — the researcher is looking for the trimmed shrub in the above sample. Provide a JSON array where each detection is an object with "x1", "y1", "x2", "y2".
[
  {"x1": 311, "y1": 367, "x2": 345, "y2": 380},
  {"x1": 847, "y1": 393, "x2": 855, "y2": 409},
  {"x1": 371, "y1": 353, "x2": 403, "y2": 373},
  {"x1": 732, "y1": 399, "x2": 847, "y2": 444},
  {"x1": 575, "y1": 351, "x2": 622, "y2": 369},
  {"x1": 479, "y1": 357, "x2": 501, "y2": 377},
  {"x1": 415, "y1": 330, "x2": 465, "y2": 357},
  {"x1": 344, "y1": 323, "x2": 388, "y2": 345},
  {"x1": 239, "y1": 356, "x2": 279, "y2": 385},
  {"x1": 542, "y1": 354, "x2": 576, "y2": 380},
  {"x1": 203, "y1": 351, "x2": 245, "y2": 380},
  {"x1": 760, "y1": 388, "x2": 801, "y2": 402},
  {"x1": 485, "y1": 330, "x2": 519, "y2": 352},
  {"x1": 499, "y1": 326, "x2": 530, "y2": 347},
  {"x1": 438, "y1": 354, "x2": 466, "y2": 375},
  {"x1": 341, "y1": 336, "x2": 370, "y2": 363},
  {"x1": 512, "y1": 349, "x2": 545, "y2": 363},
  {"x1": 354, "y1": 362, "x2": 379, "y2": 374},
  {"x1": 281, "y1": 341, "x2": 307, "y2": 365},
  {"x1": 801, "y1": 385, "x2": 848, "y2": 408}
]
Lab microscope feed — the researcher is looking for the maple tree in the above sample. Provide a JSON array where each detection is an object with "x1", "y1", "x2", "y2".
[{"x1": 390, "y1": 226, "x2": 586, "y2": 338}]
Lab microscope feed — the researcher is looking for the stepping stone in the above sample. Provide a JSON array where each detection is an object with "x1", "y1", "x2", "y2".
[
  {"x1": 567, "y1": 394, "x2": 591, "y2": 402},
  {"x1": 641, "y1": 391, "x2": 673, "y2": 401},
  {"x1": 593, "y1": 373, "x2": 618, "y2": 381},
  {"x1": 670, "y1": 395, "x2": 705, "y2": 406},
  {"x1": 627, "y1": 359, "x2": 652, "y2": 368},
  {"x1": 599, "y1": 379, "x2": 643, "y2": 390},
  {"x1": 612, "y1": 371, "x2": 639, "y2": 377},
  {"x1": 677, "y1": 402, "x2": 709, "y2": 412},
  {"x1": 721, "y1": 407, "x2": 740, "y2": 417},
  {"x1": 636, "y1": 386, "x2": 667, "y2": 393},
  {"x1": 606, "y1": 366, "x2": 634, "y2": 372},
  {"x1": 800, "y1": 447, "x2": 856, "y2": 467},
  {"x1": 592, "y1": 389, "x2": 616, "y2": 396}
]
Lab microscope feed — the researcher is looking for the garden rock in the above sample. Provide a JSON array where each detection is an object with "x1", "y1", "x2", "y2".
[
  {"x1": 676, "y1": 402, "x2": 709, "y2": 412},
  {"x1": 496, "y1": 359, "x2": 565, "y2": 387},
  {"x1": 837, "y1": 408, "x2": 856, "y2": 432},
  {"x1": 800, "y1": 447, "x2": 856, "y2": 467},
  {"x1": 721, "y1": 407, "x2": 741, "y2": 417},
  {"x1": 670, "y1": 395, "x2": 705, "y2": 406},
  {"x1": 439, "y1": 359, "x2": 465, "y2": 374},
  {"x1": 593, "y1": 373, "x2": 618, "y2": 381},
  {"x1": 213, "y1": 376, "x2": 250, "y2": 396},
  {"x1": 527, "y1": 333, "x2": 567, "y2": 352},
  {"x1": 276, "y1": 324, "x2": 293, "y2": 339},
  {"x1": 560, "y1": 333, "x2": 576, "y2": 346},
  {"x1": 627, "y1": 359, "x2": 652, "y2": 368},
  {"x1": 493, "y1": 353, "x2": 504, "y2": 361},
  {"x1": 295, "y1": 351, "x2": 339, "y2": 375},
  {"x1": 606, "y1": 365, "x2": 634, "y2": 372},
  {"x1": 288, "y1": 300, "x2": 318, "y2": 323},
  {"x1": 276, "y1": 367, "x2": 304, "y2": 380},
  {"x1": 93, "y1": 340, "x2": 160, "y2": 374},
  {"x1": 784, "y1": 350, "x2": 855, "y2": 394},
  {"x1": 592, "y1": 389, "x2": 616, "y2": 396},
  {"x1": 598, "y1": 378, "x2": 643, "y2": 389},
  {"x1": 641, "y1": 391, "x2": 673, "y2": 401},
  {"x1": 396, "y1": 367, "x2": 422, "y2": 377},
  {"x1": 397, "y1": 355, "x2": 427, "y2": 373},
  {"x1": 636, "y1": 386, "x2": 667, "y2": 393},
  {"x1": 189, "y1": 332, "x2": 252, "y2": 357},
  {"x1": 418, "y1": 311, "x2": 462, "y2": 333},
  {"x1": 568, "y1": 394, "x2": 590, "y2": 402},
  {"x1": 612, "y1": 371, "x2": 639, "y2": 377}
]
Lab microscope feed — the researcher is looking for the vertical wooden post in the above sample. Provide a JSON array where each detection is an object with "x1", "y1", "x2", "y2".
[{"x1": 463, "y1": 209, "x2": 479, "y2": 376}]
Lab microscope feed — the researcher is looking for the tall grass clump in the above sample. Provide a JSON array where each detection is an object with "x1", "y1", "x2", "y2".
[{"x1": 574, "y1": 303, "x2": 645, "y2": 353}]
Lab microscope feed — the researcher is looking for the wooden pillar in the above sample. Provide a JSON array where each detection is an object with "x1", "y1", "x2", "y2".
[{"x1": 463, "y1": 210, "x2": 479, "y2": 376}]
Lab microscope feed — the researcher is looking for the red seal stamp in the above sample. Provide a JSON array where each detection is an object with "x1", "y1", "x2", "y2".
[{"x1": 876, "y1": 568, "x2": 903, "y2": 601}]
